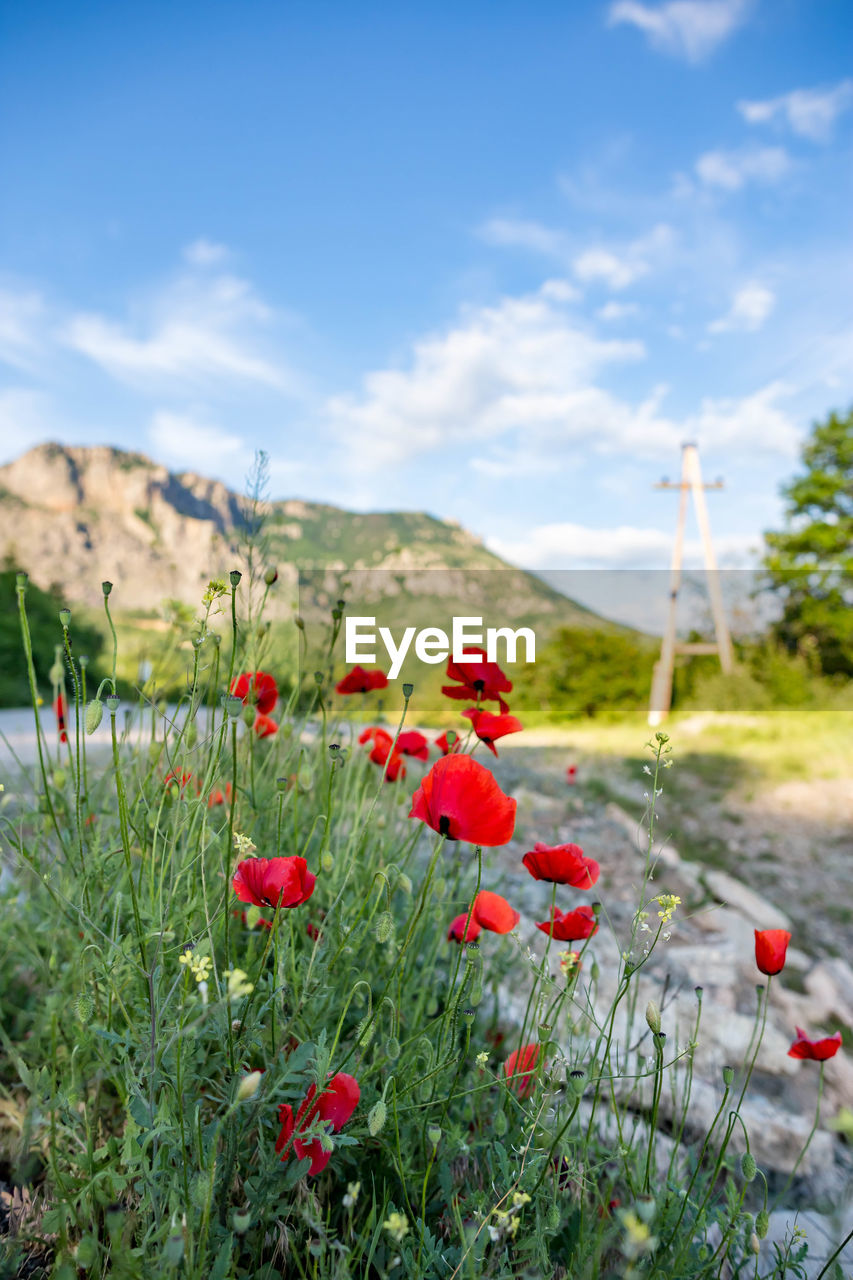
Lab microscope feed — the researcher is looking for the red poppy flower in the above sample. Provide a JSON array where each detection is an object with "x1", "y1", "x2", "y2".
[
  {"x1": 536, "y1": 904, "x2": 598, "y2": 943},
  {"x1": 566, "y1": 764, "x2": 577, "y2": 784},
  {"x1": 396, "y1": 730, "x2": 430, "y2": 761},
  {"x1": 164, "y1": 770, "x2": 194, "y2": 793},
  {"x1": 232, "y1": 856, "x2": 316, "y2": 910},
  {"x1": 522, "y1": 842, "x2": 599, "y2": 889},
  {"x1": 447, "y1": 911, "x2": 482, "y2": 944},
  {"x1": 275, "y1": 1072, "x2": 360, "y2": 1176},
  {"x1": 442, "y1": 646, "x2": 512, "y2": 714},
  {"x1": 207, "y1": 782, "x2": 233, "y2": 807},
  {"x1": 252, "y1": 713, "x2": 278, "y2": 738},
  {"x1": 231, "y1": 670, "x2": 278, "y2": 716},
  {"x1": 358, "y1": 727, "x2": 406, "y2": 780},
  {"x1": 461, "y1": 708, "x2": 523, "y2": 757},
  {"x1": 53, "y1": 693, "x2": 68, "y2": 744},
  {"x1": 754, "y1": 928, "x2": 792, "y2": 976},
  {"x1": 306, "y1": 922, "x2": 324, "y2": 943},
  {"x1": 503, "y1": 1044, "x2": 540, "y2": 1098},
  {"x1": 336, "y1": 666, "x2": 388, "y2": 694},
  {"x1": 787, "y1": 1027, "x2": 843, "y2": 1062},
  {"x1": 472, "y1": 890, "x2": 520, "y2": 934},
  {"x1": 435, "y1": 730, "x2": 461, "y2": 756},
  {"x1": 409, "y1": 754, "x2": 517, "y2": 847}
]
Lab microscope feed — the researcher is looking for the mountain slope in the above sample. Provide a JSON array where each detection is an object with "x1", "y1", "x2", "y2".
[{"x1": 0, "y1": 443, "x2": 608, "y2": 636}]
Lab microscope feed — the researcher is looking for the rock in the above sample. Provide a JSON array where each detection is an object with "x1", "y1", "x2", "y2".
[
  {"x1": 758, "y1": 1206, "x2": 853, "y2": 1279},
  {"x1": 701, "y1": 868, "x2": 792, "y2": 932}
]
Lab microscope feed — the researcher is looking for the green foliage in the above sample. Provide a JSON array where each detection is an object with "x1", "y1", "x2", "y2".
[
  {"x1": 513, "y1": 626, "x2": 657, "y2": 720},
  {"x1": 0, "y1": 573, "x2": 832, "y2": 1279},
  {"x1": 763, "y1": 407, "x2": 853, "y2": 677},
  {"x1": 0, "y1": 564, "x2": 105, "y2": 706}
]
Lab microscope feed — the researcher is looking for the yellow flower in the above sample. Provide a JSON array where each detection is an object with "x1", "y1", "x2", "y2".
[{"x1": 383, "y1": 1212, "x2": 409, "y2": 1243}]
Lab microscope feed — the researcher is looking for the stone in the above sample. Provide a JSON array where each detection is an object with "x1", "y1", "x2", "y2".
[{"x1": 701, "y1": 868, "x2": 793, "y2": 932}]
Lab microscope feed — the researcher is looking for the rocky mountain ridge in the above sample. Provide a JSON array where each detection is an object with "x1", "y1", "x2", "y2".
[{"x1": 0, "y1": 443, "x2": 599, "y2": 630}]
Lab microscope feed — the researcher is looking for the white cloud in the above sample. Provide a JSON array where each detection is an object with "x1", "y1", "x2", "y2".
[
  {"x1": 607, "y1": 0, "x2": 750, "y2": 63},
  {"x1": 0, "y1": 288, "x2": 46, "y2": 371},
  {"x1": 738, "y1": 80, "x2": 853, "y2": 144},
  {"x1": 479, "y1": 218, "x2": 568, "y2": 257},
  {"x1": 573, "y1": 249, "x2": 644, "y2": 289},
  {"x1": 695, "y1": 145, "x2": 791, "y2": 190},
  {"x1": 323, "y1": 276, "x2": 801, "y2": 480},
  {"x1": 183, "y1": 238, "x2": 230, "y2": 267},
  {"x1": 480, "y1": 217, "x2": 674, "y2": 291},
  {"x1": 573, "y1": 223, "x2": 674, "y2": 290},
  {"x1": 324, "y1": 288, "x2": 646, "y2": 469},
  {"x1": 708, "y1": 281, "x2": 775, "y2": 333},
  {"x1": 597, "y1": 301, "x2": 640, "y2": 322},
  {"x1": 487, "y1": 521, "x2": 760, "y2": 569},
  {"x1": 148, "y1": 409, "x2": 247, "y2": 470},
  {"x1": 64, "y1": 270, "x2": 290, "y2": 391}
]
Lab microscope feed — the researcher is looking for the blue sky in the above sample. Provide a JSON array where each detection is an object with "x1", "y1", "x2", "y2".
[{"x1": 1, "y1": 0, "x2": 852, "y2": 580}]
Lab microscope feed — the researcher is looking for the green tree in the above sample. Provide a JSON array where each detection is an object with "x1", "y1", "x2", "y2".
[
  {"x1": 513, "y1": 626, "x2": 656, "y2": 720},
  {"x1": 0, "y1": 563, "x2": 105, "y2": 707},
  {"x1": 763, "y1": 407, "x2": 853, "y2": 676}
]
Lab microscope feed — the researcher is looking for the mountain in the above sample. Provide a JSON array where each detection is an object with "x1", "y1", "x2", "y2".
[{"x1": 0, "y1": 443, "x2": 609, "y2": 639}]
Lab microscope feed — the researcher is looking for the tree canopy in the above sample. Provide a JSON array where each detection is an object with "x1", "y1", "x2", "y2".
[{"x1": 763, "y1": 407, "x2": 853, "y2": 677}]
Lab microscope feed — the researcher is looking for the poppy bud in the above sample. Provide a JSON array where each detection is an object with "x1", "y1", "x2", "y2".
[
  {"x1": 402, "y1": 683, "x2": 414, "y2": 699},
  {"x1": 569, "y1": 1068, "x2": 587, "y2": 1095},
  {"x1": 242, "y1": 704, "x2": 255, "y2": 727},
  {"x1": 229, "y1": 570, "x2": 242, "y2": 588},
  {"x1": 723, "y1": 1065, "x2": 734, "y2": 1087},
  {"x1": 106, "y1": 695, "x2": 120, "y2": 713},
  {"x1": 233, "y1": 1210, "x2": 251, "y2": 1234},
  {"x1": 427, "y1": 1125, "x2": 441, "y2": 1149},
  {"x1": 59, "y1": 608, "x2": 71, "y2": 628},
  {"x1": 50, "y1": 662, "x2": 64, "y2": 684},
  {"x1": 538, "y1": 1023, "x2": 552, "y2": 1042},
  {"x1": 755, "y1": 1210, "x2": 769, "y2": 1239},
  {"x1": 332, "y1": 607, "x2": 342, "y2": 621},
  {"x1": 79, "y1": 655, "x2": 89, "y2": 668},
  {"x1": 741, "y1": 1153, "x2": 757, "y2": 1182},
  {"x1": 321, "y1": 852, "x2": 334, "y2": 873},
  {"x1": 386, "y1": 1036, "x2": 401, "y2": 1060},
  {"x1": 264, "y1": 567, "x2": 278, "y2": 585},
  {"x1": 224, "y1": 695, "x2": 243, "y2": 719},
  {"x1": 295, "y1": 615, "x2": 305, "y2": 631},
  {"x1": 494, "y1": 1109, "x2": 508, "y2": 1135},
  {"x1": 237, "y1": 1070, "x2": 263, "y2": 1101},
  {"x1": 374, "y1": 912, "x2": 394, "y2": 943},
  {"x1": 397, "y1": 873, "x2": 413, "y2": 895},
  {"x1": 645, "y1": 1001, "x2": 662, "y2": 1035},
  {"x1": 16, "y1": 571, "x2": 28, "y2": 589},
  {"x1": 102, "y1": 581, "x2": 113, "y2": 597},
  {"x1": 750, "y1": 1233, "x2": 760, "y2": 1255},
  {"x1": 367, "y1": 1100, "x2": 387, "y2": 1135},
  {"x1": 53, "y1": 768, "x2": 66, "y2": 787},
  {"x1": 356, "y1": 1017, "x2": 375, "y2": 1048},
  {"x1": 85, "y1": 699, "x2": 103, "y2": 734},
  {"x1": 546, "y1": 1204, "x2": 561, "y2": 1231},
  {"x1": 74, "y1": 993, "x2": 94, "y2": 1022}
]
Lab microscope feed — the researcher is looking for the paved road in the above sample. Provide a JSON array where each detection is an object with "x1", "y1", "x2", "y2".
[{"x1": 0, "y1": 704, "x2": 220, "y2": 777}]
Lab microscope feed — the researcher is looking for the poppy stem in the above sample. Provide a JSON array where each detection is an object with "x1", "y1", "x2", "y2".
[{"x1": 771, "y1": 1061, "x2": 825, "y2": 1210}]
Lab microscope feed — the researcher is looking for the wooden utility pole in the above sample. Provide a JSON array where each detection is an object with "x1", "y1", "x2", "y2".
[{"x1": 648, "y1": 443, "x2": 734, "y2": 726}]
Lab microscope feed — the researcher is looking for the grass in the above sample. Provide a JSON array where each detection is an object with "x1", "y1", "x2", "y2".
[{"x1": 0, "y1": 567, "x2": 849, "y2": 1279}]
